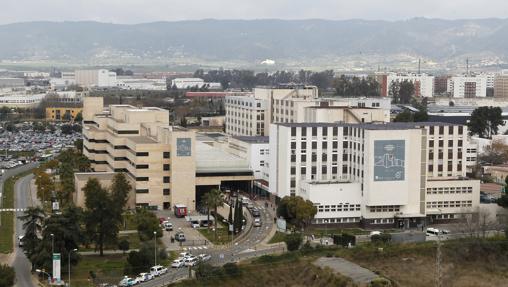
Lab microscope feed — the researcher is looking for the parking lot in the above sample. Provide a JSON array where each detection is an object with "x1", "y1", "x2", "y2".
[{"x1": 155, "y1": 209, "x2": 212, "y2": 251}]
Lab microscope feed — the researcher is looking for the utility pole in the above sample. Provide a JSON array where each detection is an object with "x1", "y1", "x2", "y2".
[
  {"x1": 418, "y1": 58, "x2": 421, "y2": 74},
  {"x1": 466, "y1": 58, "x2": 469, "y2": 76}
]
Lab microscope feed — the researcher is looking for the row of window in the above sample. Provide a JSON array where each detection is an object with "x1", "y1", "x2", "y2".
[
  {"x1": 426, "y1": 186, "x2": 473, "y2": 194},
  {"x1": 371, "y1": 218, "x2": 395, "y2": 224},
  {"x1": 317, "y1": 204, "x2": 361, "y2": 213},
  {"x1": 313, "y1": 217, "x2": 360, "y2": 224},
  {"x1": 426, "y1": 200, "x2": 473, "y2": 208},
  {"x1": 135, "y1": 188, "x2": 171, "y2": 195},
  {"x1": 136, "y1": 176, "x2": 171, "y2": 183},
  {"x1": 428, "y1": 125, "x2": 464, "y2": 135},
  {"x1": 369, "y1": 206, "x2": 401, "y2": 213}
]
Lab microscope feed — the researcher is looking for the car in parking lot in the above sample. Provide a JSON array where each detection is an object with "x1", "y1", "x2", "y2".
[
  {"x1": 164, "y1": 222, "x2": 173, "y2": 231},
  {"x1": 190, "y1": 220, "x2": 200, "y2": 228},
  {"x1": 171, "y1": 258, "x2": 185, "y2": 268},
  {"x1": 179, "y1": 252, "x2": 193, "y2": 258},
  {"x1": 253, "y1": 218, "x2": 262, "y2": 227},
  {"x1": 198, "y1": 254, "x2": 211, "y2": 262}
]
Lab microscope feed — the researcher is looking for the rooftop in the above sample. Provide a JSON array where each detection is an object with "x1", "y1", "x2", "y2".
[
  {"x1": 196, "y1": 142, "x2": 250, "y2": 173},
  {"x1": 277, "y1": 122, "x2": 457, "y2": 130},
  {"x1": 127, "y1": 136, "x2": 158, "y2": 144},
  {"x1": 232, "y1": 136, "x2": 269, "y2": 143}
]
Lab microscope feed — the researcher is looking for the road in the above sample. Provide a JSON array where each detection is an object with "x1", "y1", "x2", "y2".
[
  {"x1": 139, "y1": 199, "x2": 281, "y2": 287},
  {"x1": 0, "y1": 163, "x2": 38, "y2": 287}
]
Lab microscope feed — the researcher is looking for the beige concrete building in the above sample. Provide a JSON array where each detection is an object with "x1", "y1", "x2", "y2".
[
  {"x1": 77, "y1": 97, "x2": 254, "y2": 211},
  {"x1": 494, "y1": 70, "x2": 508, "y2": 98}
]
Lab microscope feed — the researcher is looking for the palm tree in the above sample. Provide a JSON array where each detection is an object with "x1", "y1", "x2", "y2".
[
  {"x1": 206, "y1": 189, "x2": 224, "y2": 239},
  {"x1": 18, "y1": 207, "x2": 46, "y2": 259},
  {"x1": 201, "y1": 192, "x2": 212, "y2": 230}
]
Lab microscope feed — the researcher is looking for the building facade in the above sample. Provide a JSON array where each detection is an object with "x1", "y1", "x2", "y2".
[
  {"x1": 46, "y1": 107, "x2": 83, "y2": 121},
  {"x1": 75, "y1": 69, "x2": 117, "y2": 88},
  {"x1": 269, "y1": 122, "x2": 480, "y2": 227},
  {"x1": 448, "y1": 75, "x2": 487, "y2": 98}
]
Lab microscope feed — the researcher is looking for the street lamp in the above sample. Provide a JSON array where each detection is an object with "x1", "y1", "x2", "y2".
[
  {"x1": 68, "y1": 248, "x2": 77, "y2": 286},
  {"x1": 50, "y1": 233, "x2": 54, "y2": 256},
  {"x1": 153, "y1": 231, "x2": 157, "y2": 266}
]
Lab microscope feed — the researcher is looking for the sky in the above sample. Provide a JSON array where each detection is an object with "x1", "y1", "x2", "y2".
[{"x1": 1, "y1": 0, "x2": 508, "y2": 25}]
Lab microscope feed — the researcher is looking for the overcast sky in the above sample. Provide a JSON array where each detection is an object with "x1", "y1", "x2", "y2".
[{"x1": 1, "y1": 0, "x2": 507, "y2": 25}]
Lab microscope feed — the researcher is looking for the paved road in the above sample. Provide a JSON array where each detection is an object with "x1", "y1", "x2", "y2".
[
  {"x1": 0, "y1": 163, "x2": 38, "y2": 287},
  {"x1": 138, "y1": 199, "x2": 280, "y2": 287},
  {"x1": 13, "y1": 174, "x2": 36, "y2": 287}
]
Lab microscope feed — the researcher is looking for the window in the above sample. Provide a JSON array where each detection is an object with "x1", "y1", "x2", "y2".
[
  {"x1": 163, "y1": 152, "x2": 170, "y2": 158},
  {"x1": 163, "y1": 176, "x2": 170, "y2": 183},
  {"x1": 163, "y1": 164, "x2": 170, "y2": 171},
  {"x1": 136, "y1": 177, "x2": 149, "y2": 181},
  {"x1": 163, "y1": 189, "x2": 170, "y2": 195},
  {"x1": 136, "y1": 152, "x2": 149, "y2": 156},
  {"x1": 291, "y1": 127, "x2": 296, "y2": 136},
  {"x1": 135, "y1": 189, "x2": 149, "y2": 193},
  {"x1": 136, "y1": 164, "x2": 149, "y2": 169},
  {"x1": 312, "y1": 142, "x2": 317, "y2": 149},
  {"x1": 429, "y1": 141, "x2": 434, "y2": 148},
  {"x1": 312, "y1": 127, "x2": 317, "y2": 136}
]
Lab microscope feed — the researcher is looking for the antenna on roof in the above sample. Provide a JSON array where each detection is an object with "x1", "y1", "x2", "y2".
[
  {"x1": 466, "y1": 58, "x2": 469, "y2": 76},
  {"x1": 418, "y1": 59, "x2": 421, "y2": 74}
]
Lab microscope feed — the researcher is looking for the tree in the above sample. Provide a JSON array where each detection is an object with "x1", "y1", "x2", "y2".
[
  {"x1": 74, "y1": 112, "x2": 83, "y2": 123},
  {"x1": 135, "y1": 209, "x2": 162, "y2": 242},
  {"x1": 233, "y1": 198, "x2": 244, "y2": 234},
  {"x1": 83, "y1": 178, "x2": 118, "y2": 256},
  {"x1": 18, "y1": 207, "x2": 46, "y2": 260},
  {"x1": 201, "y1": 192, "x2": 213, "y2": 229},
  {"x1": 125, "y1": 250, "x2": 151, "y2": 275},
  {"x1": 74, "y1": 139, "x2": 83, "y2": 153},
  {"x1": 227, "y1": 202, "x2": 233, "y2": 227},
  {"x1": 277, "y1": 196, "x2": 317, "y2": 231},
  {"x1": 0, "y1": 264, "x2": 15, "y2": 287},
  {"x1": 399, "y1": 80, "x2": 415, "y2": 104},
  {"x1": 34, "y1": 171, "x2": 54, "y2": 204},
  {"x1": 110, "y1": 173, "x2": 131, "y2": 225},
  {"x1": 118, "y1": 239, "x2": 130, "y2": 254},
  {"x1": 60, "y1": 124, "x2": 73, "y2": 134},
  {"x1": 62, "y1": 111, "x2": 72, "y2": 121},
  {"x1": 393, "y1": 110, "x2": 429, "y2": 123},
  {"x1": 480, "y1": 140, "x2": 508, "y2": 165},
  {"x1": 468, "y1": 106, "x2": 504, "y2": 138},
  {"x1": 203, "y1": 189, "x2": 224, "y2": 239}
]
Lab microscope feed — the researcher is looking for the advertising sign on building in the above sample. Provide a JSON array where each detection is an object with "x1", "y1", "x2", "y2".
[
  {"x1": 52, "y1": 253, "x2": 61, "y2": 282},
  {"x1": 176, "y1": 138, "x2": 192, "y2": 156},
  {"x1": 374, "y1": 140, "x2": 405, "y2": 181}
]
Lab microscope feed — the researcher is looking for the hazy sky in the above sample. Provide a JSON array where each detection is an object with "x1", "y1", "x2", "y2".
[{"x1": 1, "y1": 0, "x2": 507, "y2": 25}]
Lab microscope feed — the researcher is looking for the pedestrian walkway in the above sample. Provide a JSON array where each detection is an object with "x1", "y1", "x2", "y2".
[
  {"x1": 314, "y1": 257, "x2": 379, "y2": 284},
  {"x1": 182, "y1": 245, "x2": 209, "y2": 251},
  {"x1": 0, "y1": 208, "x2": 26, "y2": 212}
]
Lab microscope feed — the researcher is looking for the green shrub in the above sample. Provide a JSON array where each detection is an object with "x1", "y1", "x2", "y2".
[
  {"x1": 369, "y1": 277, "x2": 392, "y2": 287},
  {"x1": 371, "y1": 233, "x2": 392, "y2": 244},
  {"x1": 195, "y1": 263, "x2": 223, "y2": 281},
  {"x1": 284, "y1": 232, "x2": 303, "y2": 251},
  {"x1": 0, "y1": 264, "x2": 15, "y2": 287},
  {"x1": 223, "y1": 262, "x2": 241, "y2": 277},
  {"x1": 333, "y1": 233, "x2": 356, "y2": 247}
]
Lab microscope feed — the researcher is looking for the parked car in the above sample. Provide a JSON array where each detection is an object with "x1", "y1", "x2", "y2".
[
  {"x1": 253, "y1": 218, "x2": 262, "y2": 227},
  {"x1": 184, "y1": 256, "x2": 199, "y2": 267},
  {"x1": 179, "y1": 252, "x2": 193, "y2": 258},
  {"x1": 426, "y1": 228, "x2": 440, "y2": 236},
  {"x1": 150, "y1": 265, "x2": 168, "y2": 277},
  {"x1": 171, "y1": 259, "x2": 185, "y2": 268},
  {"x1": 136, "y1": 273, "x2": 153, "y2": 282},
  {"x1": 190, "y1": 220, "x2": 200, "y2": 229},
  {"x1": 18, "y1": 235, "x2": 24, "y2": 247},
  {"x1": 164, "y1": 222, "x2": 173, "y2": 231},
  {"x1": 369, "y1": 231, "x2": 381, "y2": 237},
  {"x1": 198, "y1": 254, "x2": 211, "y2": 262},
  {"x1": 119, "y1": 276, "x2": 137, "y2": 286}
]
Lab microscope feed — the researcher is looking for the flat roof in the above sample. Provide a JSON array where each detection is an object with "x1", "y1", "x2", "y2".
[
  {"x1": 128, "y1": 136, "x2": 158, "y2": 144},
  {"x1": 196, "y1": 142, "x2": 250, "y2": 172},
  {"x1": 232, "y1": 136, "x2": 269, "y2": 143},
  {"x1": 277, "y1": 122, "x2": 458, "y2": 130},
  {"x1": 74, "y1": 172, "x2": 116, "y2": 181}
]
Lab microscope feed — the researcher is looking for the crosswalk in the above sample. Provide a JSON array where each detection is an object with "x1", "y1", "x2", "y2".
[
  {"x1": 0, "y1": 208, "x2": 26, "y2": 212},
  {"x1": 182, "y1": 246, "x2": 209, "y2": 251}
]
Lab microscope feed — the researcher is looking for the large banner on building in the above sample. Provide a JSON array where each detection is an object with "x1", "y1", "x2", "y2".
[
  {"x1": 176, "y1": 138, "x2": 192, "y2": 156},
  {"x1": 52, "y1": 253, "x2": 61, "y2": 282},
  {"x1": 374, "y1": 140, "x2": 405, "y2": 181}
]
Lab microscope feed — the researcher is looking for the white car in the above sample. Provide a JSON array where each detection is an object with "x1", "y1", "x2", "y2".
[
  {"x1": 369, "y1": 231, "x2": 381, "y2": 237},
  {"x1": 184, "y1": 256, "x2": 199, "y2": 267},
  {"x1": 198, "y1": 254, "x2": 211, "y2": 262},
  {"x1": 136, "y1": 273, "x2": 153, "y2": 282},
  {"x1": 171, "y1": 259, "x2": 185, "y2": 268},
  {"x1": 179, "y1": 252, "x2": 192, "y2": 258},
  {"x1": 253, "y1": 218, "x2": 262, "y2": 227},
  {"x1": 190, "y1": 220, "x2": 200, "y2": 228},
  {"x1": 18, "y1": 235, "x2": 24, "y2": 247},
  {"x1": 150, "y1": 265, "x2": 168, "y2": 276}
]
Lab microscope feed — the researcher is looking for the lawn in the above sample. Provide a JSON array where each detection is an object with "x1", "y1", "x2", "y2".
[
  {"x1": 198, "y1": 224, "x2": 232, "y2": 245},
  {"x1": 0, "y1": 170, "x2": 34, "y2": 253},
  {"x1": 80, "y1": 233, "x2": 143, "y2": 252},
  {"x1": 268, "y1": 231, "x2": 287, "y2": 244},
  {"x1": 121, "y1": 212, "x2": 137, "y2": 230}
]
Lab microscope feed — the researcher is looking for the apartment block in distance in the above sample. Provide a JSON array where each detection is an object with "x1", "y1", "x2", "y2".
[
  {"x1": 269, "y1": 122, "x2": 480, "y2": 228},
  {"x1": 77, "y1": 97, "x2": 254, "y2": 211}
]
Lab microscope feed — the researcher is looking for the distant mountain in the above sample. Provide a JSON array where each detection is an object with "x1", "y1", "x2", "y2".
[{"x1": 1, "y1": 18, "x2": 508, "y2": 69}]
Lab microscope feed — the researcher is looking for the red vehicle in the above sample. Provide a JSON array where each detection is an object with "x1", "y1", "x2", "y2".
[
  {"x1": 159, "y1": 217, "x2": 166, "y2": 224},
  {"x1": 174, "y1": 204, "x2": 187, "y2": 218}
]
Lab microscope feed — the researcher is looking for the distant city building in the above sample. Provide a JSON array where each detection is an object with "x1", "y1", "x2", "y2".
[
  {"x1": 171, "y1": 78, "x2": 205, "y2": 89},
  {"x1": 0, "y1": 93, "x2": 46, "y2": 108},
  {"x1": 0, "y1": 78, "x2": 25, "y2": 88},
  {"x1": 46, "y1": 107, "x2": 82, "y2": 121},
  {"x1": 75, "y1": 69, "x2": 117, "y2": 88},
  {"x1": 269, "y1": 122, "x2": 480, "y2": 227},
  {"x1": 447, "y1": 75, "x2": 487, "y2": 98},
  {"x1": 117, "y1": 77, "x2": 167, "y2": 90},
  {"x1": 434, "y1": 75, "x2": 451, "y2": 96},
  {"x1": 377, "y1": 73, "x2": 434, "y2": 98},
  {"x1": 494, "y1": 70, "x2": 508, "y2": 98}
]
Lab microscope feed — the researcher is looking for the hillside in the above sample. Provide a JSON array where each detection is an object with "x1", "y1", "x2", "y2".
[{"x1": 1, "y1": 18, "x2": 508, "y2": 69}]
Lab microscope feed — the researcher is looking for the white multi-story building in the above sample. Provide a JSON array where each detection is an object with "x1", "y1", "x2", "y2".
[
  {"x1": 225, "y1": 86, "x2": 390, "y2": 136},
  {"x1": 448, "y1": 75, "x2": 487, "y2": 98},
  {"x1": 117, "y1": 78, "x2": 167, "y2": 90},
  {"x1": 75, "y1": 69, "x2": 117, "y2": 88},
  {"x1": 0, "y1": 93, "x2": 46, "y2": 108},
  {"x1": 269, "y1": 122, "x2": 480, "y2": 227},
  {"x1": 384, "y1": 73, "x2": 434, "y2": 98},
  {"x1": 170, "y1": 78, "x2": 205, "y2": 89}
]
